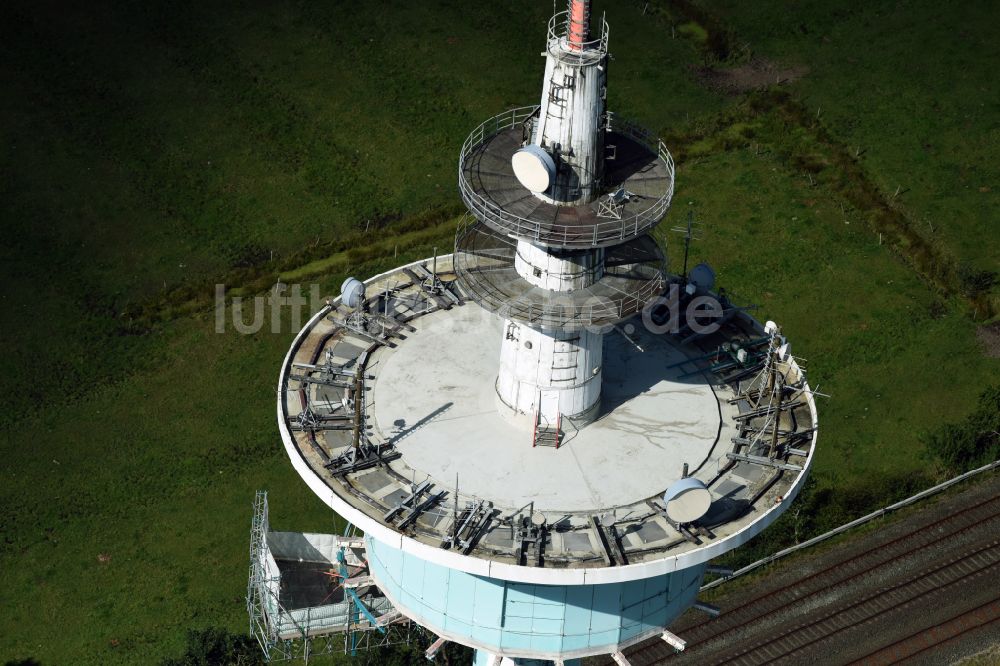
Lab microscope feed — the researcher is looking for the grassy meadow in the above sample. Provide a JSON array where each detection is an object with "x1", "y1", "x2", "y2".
[
  {"x1": 1, "y1": 0, "x2": 997, "y2": 663},
  {"x1": 702, "y1": 0, "x2": 1000, "y2": 275}
]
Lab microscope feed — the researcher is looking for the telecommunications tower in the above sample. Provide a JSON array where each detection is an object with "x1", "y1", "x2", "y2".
[{"x1": 249, "y1": 3, "x2": 819, "y2": 664}]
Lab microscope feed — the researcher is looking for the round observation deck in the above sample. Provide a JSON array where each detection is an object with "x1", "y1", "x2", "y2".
[
  {"x1": 454, "y1": 217, "x2": 665, "y2": 329},
  {"x1": 276, "y1": 255, "x2": 819, "y2": 584},
  {"x1": 458, "y1": 107, "x2": 675, "y2": 248}
]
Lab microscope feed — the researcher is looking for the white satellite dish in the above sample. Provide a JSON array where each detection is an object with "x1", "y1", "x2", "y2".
[
  {"x1": 662, "y1": 477, "x2": 712, "y2": 524},
  {"x1": 341, "y1": 277, "x2": 366, "y2": 309},
  {"x1": 511, "y1": 145, "x2": 556, "y2": 193},
  {"x1": 764, "y1": 320, "x2": 778, "y2": 335}
]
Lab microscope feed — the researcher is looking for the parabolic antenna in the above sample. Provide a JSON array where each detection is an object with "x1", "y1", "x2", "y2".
[
  {"x1": 662, "y1": 477, "x2": 712, "y2": 524},
  {"x1": 511, "y1": 144, "x2": 556, "y2": 193},
  {"x1": 688, "y1": 262, "x2": 716, "y2": 293},
  {"x1": 341, "y1": 277, "x2": 366, "y2": 309}
]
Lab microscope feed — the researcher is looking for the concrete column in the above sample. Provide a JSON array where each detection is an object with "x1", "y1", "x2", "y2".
[
  {"x1": 533, "y1": 48, "x2": 606, "y2": 204},
  {"x1": 514, "y1": 240, "x2": 603, "y2": 291},
  {"x1": 496, "y1": 8, "x2": 609, "y2": 431},
  {"x1": 496, "y1": 322, "x2": 603, "y2": 427}
]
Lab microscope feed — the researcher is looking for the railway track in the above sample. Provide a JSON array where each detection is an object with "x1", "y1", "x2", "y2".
[
  {"x1": 711, "y1": 540, "x2": 1000, "y2": 664},
  {"x1": 850, "y1": 597, "x2": 1000, "y2": 665},
  {"x1": 613, "y1": 481, "x2": 1000, "y2": 666}
]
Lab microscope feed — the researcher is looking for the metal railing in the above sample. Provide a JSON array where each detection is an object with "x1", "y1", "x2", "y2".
[
  {"x1": 458, "y1": 107, "x2": 675, "y2": 248},
  {"x1": 453, "y1": 216, "x2": 666, "y2": 329},
  {"x1": 546, "y1": 10, "x2": 610, "y2": 66},
  {"x1": 702, "y1": 459, "x2": 1000, "y2": 591}
]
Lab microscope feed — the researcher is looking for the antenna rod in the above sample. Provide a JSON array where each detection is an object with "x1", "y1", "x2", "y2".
[
  {"x1": 452, "y1": 473, "x2": 460, "y2": 546},
  {"x1": 568, "y1": 0, "x2": 590, "y2": 51},
  {"x1": 683, "y1": 211, "x2": 693, "y2": 279},
  {"x1": 352, "y1": 372, "x2": 362, "y2": 452}
]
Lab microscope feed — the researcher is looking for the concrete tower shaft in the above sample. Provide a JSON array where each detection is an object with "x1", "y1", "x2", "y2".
[
  {"x1": 498, "y1": 241, "x2": 606, "y2": 425},
  {"x1": 496, "y1": 321, "x2": 603, "y2": 425},
  {"x1": 456, "y1": 3, "x2": 672, "y2": 433},
  {"x1": 514, "y1": 242, "x2": 604, "y2": 291},
  {"x1": 492, "y1": 1, "x2": 613, "y2": 428},
  {"x1": 533, "y1": 1, "x2": 608, "y2": 204}
]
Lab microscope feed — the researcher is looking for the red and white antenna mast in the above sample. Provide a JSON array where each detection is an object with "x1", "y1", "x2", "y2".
[{"x1": 567, "y1": 0, "x2": 590, "y2": 51}]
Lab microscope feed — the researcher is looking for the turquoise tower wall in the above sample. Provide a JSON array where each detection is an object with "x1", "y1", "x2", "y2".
[
  {"x1": 472, "y1": 652, "x2": 581, "y2": 666},
  {"x1": 365, "y1": 535, "x2": 705, "y2": 659}
]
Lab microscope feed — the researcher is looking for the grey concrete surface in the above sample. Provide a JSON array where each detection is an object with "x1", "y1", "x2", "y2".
[{"x1": 370, "y1": 305, "x2": 736, "y2": 512}]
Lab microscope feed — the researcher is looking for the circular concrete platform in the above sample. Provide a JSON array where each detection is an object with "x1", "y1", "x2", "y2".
[{"x1": 370, "y1": 304, "x2": 737, "y2": 513}]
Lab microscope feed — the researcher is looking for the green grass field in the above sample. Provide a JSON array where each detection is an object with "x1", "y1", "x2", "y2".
[
  {"x1": 697, "y1": 0, "x2": 1000, "y2": 299},
  {"x1": 1, "y1": 1, "x2": 997, "y2": 663}
]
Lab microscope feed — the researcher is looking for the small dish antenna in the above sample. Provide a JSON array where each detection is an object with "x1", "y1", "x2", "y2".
[
  {"x1": 688, "y1": 262, "x2": 716, "y2": 293},
  {"x1": 341, "y1": 277, "x2": 366, "y2": 309},
  {"x1": 512, "y1": 145, "x2": 556, "y2": 193},
  {"x1": 662, "y1": 477, "x2": 712, "y2": 524}
]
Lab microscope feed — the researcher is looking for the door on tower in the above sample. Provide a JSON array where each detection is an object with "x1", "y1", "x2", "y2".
[{"x1": 538, "y1": 389, "x2": 560, "y2": 427}]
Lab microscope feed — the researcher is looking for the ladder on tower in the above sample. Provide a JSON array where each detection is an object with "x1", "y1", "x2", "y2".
[
  {"x1": 546, "y1": 72, "x2": 574, "y2": 116},
  {"x1": 551, "y1": 336, "x2": 580, "y2": 382},
  {"x1": 532, "y1": 410, "x2": 562, "y2": 449}
]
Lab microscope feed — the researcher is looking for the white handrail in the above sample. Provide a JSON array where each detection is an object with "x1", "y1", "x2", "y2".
[
  {"x1": 458, "y1": 107, "x2": 675, "y2": 248},
  {"x1": 545, "y1": 10, "x2": 610, "y2": 66}
]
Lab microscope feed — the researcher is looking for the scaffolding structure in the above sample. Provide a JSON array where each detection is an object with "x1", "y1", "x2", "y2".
[{"x1": 247, "y1": 491, "x2": 412, "y2": 662}]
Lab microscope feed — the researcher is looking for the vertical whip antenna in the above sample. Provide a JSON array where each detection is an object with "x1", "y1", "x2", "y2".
[{"x1": 567, "y1": 0, "x2": 590, "y2": 50}]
